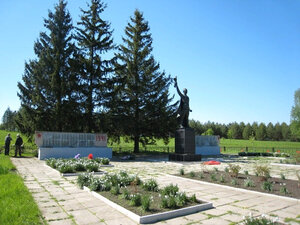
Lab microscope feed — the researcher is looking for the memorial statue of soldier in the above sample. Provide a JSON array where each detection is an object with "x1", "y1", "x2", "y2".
[{"x1": 174, "y1": 76, "x2": 192, "y2": 128}]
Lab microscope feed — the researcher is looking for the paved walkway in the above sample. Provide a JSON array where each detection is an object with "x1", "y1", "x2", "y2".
[{"x1": 11, "y1": 157, "x2": 300, "y2": 225}]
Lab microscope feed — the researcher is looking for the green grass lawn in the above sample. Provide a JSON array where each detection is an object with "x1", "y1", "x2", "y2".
[
  {"x1": 220, "y1": 139, "x2": 300, "y2": 155},
  {"x1": 0, "y1": 155, "x2": 43, "y2": 225},
  {"x1": 220, "y1": 138, "x2": 300, "y2": 148}
]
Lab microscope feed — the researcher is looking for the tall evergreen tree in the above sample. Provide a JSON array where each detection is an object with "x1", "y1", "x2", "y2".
[
  {"x1": 274, "y1": 122, "x2": 283, "y2": 141},
  {"x1": 1, "y1": 107, "x2": 17, "y2": 131},
  {"x1": 256, "y1": 123, "x2": 267, "y2": 141},
  {"x1": 242, "y1": 123, "x2": 252, "y2": 140},
  {"x1": 17, "y1": 0, "x2": 80, "y2": 136},
  {"x1": 281, "y1": 122, "x2": 291, "y2": 141},
  {"x1": 266, "y1": 122, "x2": 274, "y2": 140},
  {"x1": 227, "y1": 122, "x2": 242, "y2": 139},
  {"x1": 76, "y1": 0, "x2": 115, "y2": 132},
  {"x1": 111, "y1": 10, "x2": 176, "y2": 153}
]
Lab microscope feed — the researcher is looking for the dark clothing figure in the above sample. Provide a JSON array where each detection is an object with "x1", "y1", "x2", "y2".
[
  {"x1": 174, "y1": 77, "x2": 191, "y2": 128},
  {"x1": 5, "y1": 134, "x2": 12, "y2": 155},
  {"x1": 15, "y1": 135, "x2": 23, "y2": 157}
]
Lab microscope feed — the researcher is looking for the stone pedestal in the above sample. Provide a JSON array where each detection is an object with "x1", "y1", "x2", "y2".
[
  {"x1": 175, "y1": 128, "x2": 195, "y2": 154},
  {"x1": 169, "y1": 127, "x2": 201, "y2": 161}
]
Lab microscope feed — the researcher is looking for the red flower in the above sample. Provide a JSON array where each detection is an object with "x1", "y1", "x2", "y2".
[
  {"x1": 88, "y1": 154, "x2": 93, "y2": 159},
  {"x1": 277, "y1": 150, "x2": 280, "y2": 153},
  {"x1": 296, "y1": 151, "x2": 300, "y2": 154},
  {"x1": 266, "y1": 150, "x2": 270, "y2": 153}
]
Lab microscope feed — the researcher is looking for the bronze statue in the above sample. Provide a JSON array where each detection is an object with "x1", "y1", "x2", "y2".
[{"x1": 174, "y1": 76, "x2": 191, "y2": 128}]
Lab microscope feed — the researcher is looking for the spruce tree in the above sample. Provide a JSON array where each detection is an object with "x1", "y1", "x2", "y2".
[
  {"x1": 1, "y1": 107, "x2": 17, "y2": 131},
  {"x1": 17, "y1": 0, "x2": 80, "y2": 135},
  {"x1": 111, "y1": 10, "x2": 176, "y2": 153},
  {"x1": 76, "y1": 0, "x2": 115, "y2": 132}
]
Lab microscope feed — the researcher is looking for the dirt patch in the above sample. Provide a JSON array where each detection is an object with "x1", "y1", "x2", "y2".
[{"x1": 177, "y1": 171, "x2": 300, "y2": 199}]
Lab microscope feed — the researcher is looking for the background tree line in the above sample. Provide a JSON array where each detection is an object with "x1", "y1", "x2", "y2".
[{"x1": 190, "y1": 120, "x2": 298, "y2": 141}]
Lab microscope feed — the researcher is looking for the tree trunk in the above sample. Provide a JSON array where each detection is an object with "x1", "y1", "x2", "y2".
[{"x1": 134, "y1": 135, "x2": 139, "y2": 153}]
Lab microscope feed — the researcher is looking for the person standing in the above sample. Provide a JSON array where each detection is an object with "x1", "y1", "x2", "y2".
[
  {"x1": 5, "y1": 133, "x2": 12, "y2": 155},
  {"x1": 15, "y1": 134, "x2": 23, "y2": 157}
]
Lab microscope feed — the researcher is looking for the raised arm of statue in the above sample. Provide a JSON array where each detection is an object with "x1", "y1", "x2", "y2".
[{"x1": 174, "y1": 76, "x2": 183, "y2": 98}]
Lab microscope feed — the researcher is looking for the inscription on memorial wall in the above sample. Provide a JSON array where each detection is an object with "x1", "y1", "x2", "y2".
[{"x1": 35, "y1": 131, "x2": 107, "y2": 147}]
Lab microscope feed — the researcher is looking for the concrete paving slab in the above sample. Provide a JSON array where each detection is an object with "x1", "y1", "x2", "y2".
[
  {"x1": 200, "y1": 217, "x2": 232, "y2": 225},
  {"x1": 69, "y1": 209, "x2": 100, "y2": 225},
  {"x1": 43, "y1": 211, "x2": 70, "y2": 221},
  {"x1": 221, "y1": 213, "x2": 244, "y2": 223},
  {"x1": 47, "y1": 219, "x2": 75, "y2": 225}
]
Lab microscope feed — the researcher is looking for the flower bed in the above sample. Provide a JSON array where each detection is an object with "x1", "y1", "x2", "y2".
[
  {"x1": 77, "y1": 171, "x2": 212, "y2": 223},
  {"x1": 177, "y1": 166, "x2": 300, "y2": 199},
  {"x1": 46, "y1": 157, "x2": 111, "y2": 174}
]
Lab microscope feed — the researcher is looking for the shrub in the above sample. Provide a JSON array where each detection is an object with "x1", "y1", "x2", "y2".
[
  {"x1": 210, "y1": 173, "x2": 217, "y2": 181},
  {"x1": 89, "y1": 177, "x2": 103, "y2": 191},
  {"x1": 199, "y1": 172, "x2": 204, "y2": 179},
  {"x1": 161, "y1": 184, "x2": 179, "y2": 196},
  {"x1": 231, "y1": 179, "x2": 238, "y2": 186},
  {"x1": 46, "y1": 158, "x2": 57, "y2": 168},
  {"x1": 141, "y1": 195, "x2": 151, "y2": 211},
  {"x1": 255, "y1": 165, "x2": 271, "y2": 181},
  {"x1": 58, "y1": 164, "x2": 75, "y2": 173},
  {"x1": 261, "y1": 181, "x2": 273, "y2": 192},
  {"x1": 161, "y1": 195, "x2": 177, "y2": 209},
  {"x1": 280, "y1": 173, "x2": 286, "y2": 180},
  {"x1": 121, "y1": 188, "x2": 131, "y2": 200},
  {"x1": 189, "y1": 171, "x2": 195, "y2": 177},
  {"x1": 85, "y1": 161, "x2": 99, "y2": 172},
  {"x1": 130, "y1": 193, "x2": 142, "y2": 206},
  {"x1": 244, "y1": 178, "x2": 255, "y2": 187},
  {"x1": 244, "y1": 170, "x2": 249, "y2": 175},
  {"x1": 132, "y1": 175, "x2": 142, "y2": 186},
  {"x1": 242, "y1": 214, "x2": 276, "y2": 225},
  {"x1": 214, "y1": 167, "x2": 219, "y2": 172},
  {"x1": 228, "y1": 164, "x2": 241, "y2": 177},
  {"x1": 175, "y1": 192, "x2": 188, "y2": 207},
  {"x1": 190, "y1": 194, "x2": 197, "y2": 203},
  {"x1": 179, "y1": 168, "x2": 184, "y2": 175},
  {"x1": 280, "y1": 185, "x2": 289, "y2": 195},
  {"x1": 219, "y1": 174, "x2": 225, "y2": 183},
  {"x1": 142, "y1": 179, "x2": 158, "y2": 192},
  {"x1": 77, "y1": 173, "x2": 93, "y2": 189},
  {"x1": 101, "y1": 158, "x2": 110, "y2": 165},
  {"x1": 74, "y1": 160, "x2": 85, "y2": 171},
  {"x1": 110, "y1": 185, "x2": 120, "y2": 195}
]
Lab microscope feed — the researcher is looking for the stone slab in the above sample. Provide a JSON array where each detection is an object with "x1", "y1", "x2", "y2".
[
  {"x1": 195, "y1": 146, "x2": 220, "y2": 156},
  {"x1": 38, "y1": 147, "x2": 112, "y2": 160}
]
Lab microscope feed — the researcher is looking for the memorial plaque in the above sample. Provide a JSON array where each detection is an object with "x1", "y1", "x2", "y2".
[{"x1": 35, "y1": 131, "x2": 107, "y2": 148}]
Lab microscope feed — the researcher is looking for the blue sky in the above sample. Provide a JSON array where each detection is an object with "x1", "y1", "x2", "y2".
[{"x1": 0, "y1": 0, "x2": 299, "y2": 125}]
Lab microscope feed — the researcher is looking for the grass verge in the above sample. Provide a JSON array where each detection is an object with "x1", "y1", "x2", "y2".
[{"x1": 0, "y1": 155, "x2": 43, "y2": 225}]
